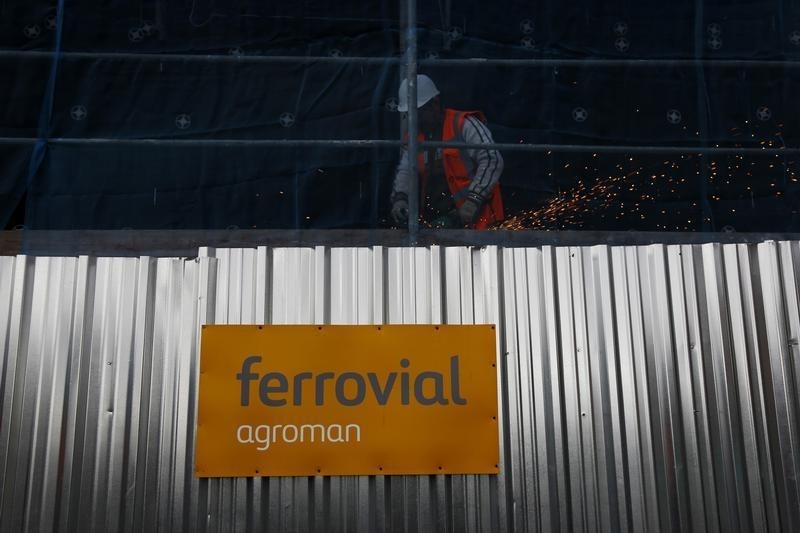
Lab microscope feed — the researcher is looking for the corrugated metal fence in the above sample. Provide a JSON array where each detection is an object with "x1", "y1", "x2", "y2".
[{"x1": 1, "y1": 242, "x2": 799, "y2": 532}]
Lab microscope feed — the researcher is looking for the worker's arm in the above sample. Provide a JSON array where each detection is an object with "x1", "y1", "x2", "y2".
[
  {"x1": 391, "y1": 148, "x2": 411, "y2": 202},
  {"x1": 462, "y1": 116, "x2": 504, "y2": 203},
  {"x1": 390, "y1": 149, "x2": 411, "y2": 223}
]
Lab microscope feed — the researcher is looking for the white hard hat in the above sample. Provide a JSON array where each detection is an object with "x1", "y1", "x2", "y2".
[{"x1": 397, "y1": 74, "x2": 440, "y2": 112}]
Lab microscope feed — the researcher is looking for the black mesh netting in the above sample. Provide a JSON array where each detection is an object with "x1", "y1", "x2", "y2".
[{"x1": 2, "y1": 0, "x2": 799, "y2": 231}]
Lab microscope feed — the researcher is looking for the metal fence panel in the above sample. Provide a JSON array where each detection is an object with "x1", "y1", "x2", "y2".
[{"x1": 2, "y1": 242, "x2": 800, "y2": 532}]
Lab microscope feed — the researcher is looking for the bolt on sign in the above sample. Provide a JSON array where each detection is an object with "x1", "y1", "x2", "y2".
[{"x1": 195, "y1": 325, "x2": 499, "y2": 477}]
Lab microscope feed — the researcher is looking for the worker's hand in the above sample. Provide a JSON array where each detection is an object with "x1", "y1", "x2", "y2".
[
  {"x1": 391, "y1": 199, "x2": 409, "y2": 225},
  {"x1": 458, "y1": 198, "x2": 481, "y2": 226}
]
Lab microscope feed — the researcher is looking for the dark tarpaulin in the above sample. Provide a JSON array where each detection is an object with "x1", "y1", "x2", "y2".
[{"x1": 1, "y1": 0, "x2": 799, "y2": 231}]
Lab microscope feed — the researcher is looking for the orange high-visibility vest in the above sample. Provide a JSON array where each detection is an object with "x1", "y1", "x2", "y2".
[{"x1": 416, "y1": 109, "x2": 504, "y2": 229}]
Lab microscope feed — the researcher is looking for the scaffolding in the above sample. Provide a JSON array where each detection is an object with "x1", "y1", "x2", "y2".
[{"x1": 3, "y1": 2, "x2": 799, "y2": 238}]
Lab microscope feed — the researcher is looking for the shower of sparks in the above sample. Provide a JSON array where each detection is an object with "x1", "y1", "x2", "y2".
[
  {"x1": 501, "y1": 169, "x2": 642, "y2": 230},
  {"x1": 499, "y1": 124, "x2": 797, "y2": 231}
]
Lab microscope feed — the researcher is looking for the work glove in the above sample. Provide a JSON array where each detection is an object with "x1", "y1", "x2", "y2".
[
  {"x1": 391, "y1": 199, "x2": 409, "y2": 225},
  {"x1": 458, "y1": 197, "x2": 482, "y2": 226}
]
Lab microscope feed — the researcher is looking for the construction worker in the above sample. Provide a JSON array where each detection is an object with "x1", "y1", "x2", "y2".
[{"x1": 390, "y1": 74, "x2": 504, "y2": 229}]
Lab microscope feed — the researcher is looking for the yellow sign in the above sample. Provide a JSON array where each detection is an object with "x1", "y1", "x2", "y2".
[{"x1": 195, "y1": 325, "x2": 499, "y2": 477}]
